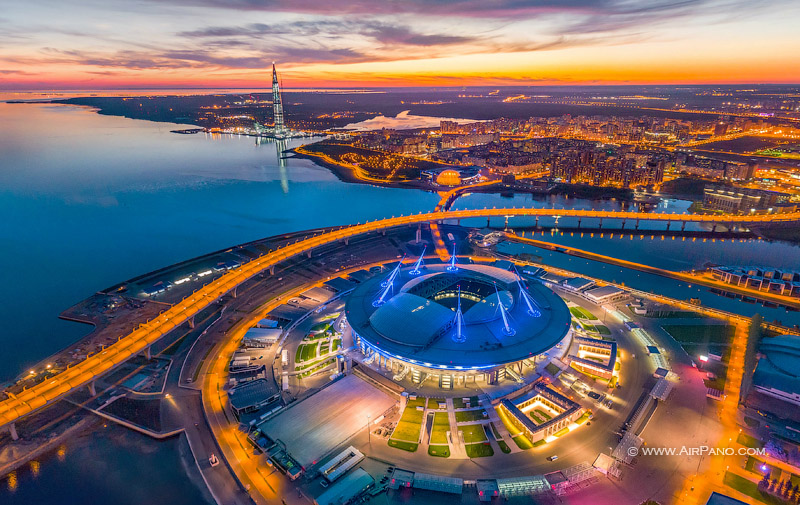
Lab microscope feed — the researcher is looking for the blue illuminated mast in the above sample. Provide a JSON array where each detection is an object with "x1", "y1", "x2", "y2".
[
  {"x1": 495, "y1": 284, "x2": 516, "y2": 336},
  {"x1": 514, "y1": 268, "x2": 541, "y2": 317},
  {"x1": 373, "y1": 276, "x2": 394, "y2": 307},
  {"x1": 452, "y1": 285, "x2": 466, "y2": 343},
  {"x1": 374, "y1": 256, "x2": 405, "y2": 307},
  {"x1": 381, "y1": 255, "x2": 406, "y2": 287},
  {"x1": 410, "y1": 247, "x2": 426, "y2": 276},
  {"x1": 446, "y1": 244, "x2": 458, "y2": 272}
]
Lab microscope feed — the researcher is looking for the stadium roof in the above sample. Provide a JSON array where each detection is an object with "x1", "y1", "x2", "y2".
[
  {"x1": 345, "y1": 263, "x2": 571, "y2": 368},
  {"x1": 753, "y1": 334, "x2": 800, "y2": 394}
]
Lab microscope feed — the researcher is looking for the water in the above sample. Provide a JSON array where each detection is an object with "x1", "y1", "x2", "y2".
[
  {"x1": 453, "y1": 192, "x2": 800, "y2": 272},
  {"x1": 0, "y1": 102, "x2": 438, "y2": 504},
  {"x1": 0, "y1": 102, "x2": 439, "y2": 381},
  {"x1": 2, "y1": 425, "x2": 210, "y2": 504},
  {"x1": 2, "y1": 101, "x2": 800, "y2": 502}
]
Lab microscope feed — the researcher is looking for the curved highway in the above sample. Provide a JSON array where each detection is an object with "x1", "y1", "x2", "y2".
[{"x1": 2, "y1": 207, "x2": 799, "y2": 429}]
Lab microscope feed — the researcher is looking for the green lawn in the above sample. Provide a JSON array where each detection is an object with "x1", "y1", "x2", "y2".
[
  {"x1": 553, "y1": 427, "x2": 569, "y2": 437},
  {"x1": 460, "y1": 424, "x2": 488, "y2": 443},
  {"x1": 406, "y1": 396, "x2": 426, "y2": 409},
  {"x1": 489, "y1": 422, "x2": 502, "y2": 439},
  {"x1": 533, "y1": 439, "x2": 546, "y2": 447},
  {"x1": 388, "y1": 439, "x2": 418, "y2": 452},
  {"x1": 453, "y1": 396, "x2": 480, "y2": 409},
  {"x1": 724, "y1": 471, "x2": 784, "y2": 505},
  {"x1": 544, "y1": 363, "x2": 561, "y2": 376},
  {"x1": 535, "y1": 409, "x2": 552, "y2": 421},
  {"x1": 745, "y1": 456, "x2": 781, "y2": 480},
  {"x1": 331, "y1": 339, "x2": 342, "y2": 352},
  {"x1": 576, "y1": 411, "x2": 592, "y2": 424},
  {"x1": 392, "y1": 421, "x2": 422, "y2": 442},
  {"x1": 295, "y1": 343, "x2": 318, "y2": 363},
  {"x1": 465, "y1": 443, "x2": 494, "y2": 458},
  {"x1": 310, "y1": 322, "x2": 332, "y2": 333},
  {"x1": 497, "y1": 440, "x2": 511, "y2": 454},
  {"x1": 661, "y1": 324, "x2": 735, "y2": 345},
  {"x1": 391, "y1": 403, "x2": 425, "y2": 442},
  {"x1": 530, "y1": 413, "x2": 544, "y2": 424},
  {"x1": 428, "y1": 445, "x2": 450, "y2": 458},
  {"x1": 430, "y1": 412, "x2": 450, "y2": 445},
  {"x1": 296, "y1": 358, "x2": 335, "y2": 378},
  {"x1": 455, "y1": 409, "x2": 487, "y2": 423},
  {"x1": 427, "y1": 397, "x2": 446, "y2": 409},
  {"x1": 512, "y1": 435, "x2": 533, "y2": 450},
  {"x1": 570, "y1": 307, "x2": 597, "y2": 320}
]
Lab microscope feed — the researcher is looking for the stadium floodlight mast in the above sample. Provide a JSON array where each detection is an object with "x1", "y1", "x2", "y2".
[
  {"x1": 374, "y1": 257, "x2": 405, "y2": 307},
  {"x1": 495, "y1": 284, "x2": 516, "y2": 336},
  {"x1": 514, "y1": 267, "x2": 541, "y2": 317},
  {"x1": 373, "y1": 277, "x2": 394, "y2": 307},
  {"x1": 446, "y1": 243, "x2": 459, "y2": 272},
  {"x1": 410, "y1": 246, "x2": 426, "y2": 276},
  {"x1": 452, "y1": 285, "x2": 466, "y2": 343},
  {"x1": 381, "y1": 255, "x2": 406, "y2": 287}
]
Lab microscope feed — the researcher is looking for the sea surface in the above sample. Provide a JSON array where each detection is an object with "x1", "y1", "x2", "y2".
[{"x1": 1, "y1": 100, "x2": 800, "y2": 503}]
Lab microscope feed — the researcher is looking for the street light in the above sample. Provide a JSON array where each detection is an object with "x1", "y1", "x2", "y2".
[{"x1": 366, "y1": 414, "x2": 371, "y2": 445}]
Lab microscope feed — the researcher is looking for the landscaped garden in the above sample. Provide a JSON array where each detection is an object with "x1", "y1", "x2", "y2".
[
  {"x1": 570, "y1": 307, "x2": 597, "y2": 320},
  {"x1": 455, "y1": 409, "x2": 487, "y2": 423},
  {"x1": 460, "y1": 423, "x2": 488, "y2": 444},
  {"x1": 465, "y1": 442, "x2": 494, "y2": 458},
  {"x1": 430, "y1": 412, "x2": 450, "y2": 445},
  {"x1": 453, "y1": 396, "x2": 480, "y2": 409}
]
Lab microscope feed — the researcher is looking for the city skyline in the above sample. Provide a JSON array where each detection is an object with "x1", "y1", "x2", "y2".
[{"x1": 3, "y1": 0, "x2": 800, "y2": 89}]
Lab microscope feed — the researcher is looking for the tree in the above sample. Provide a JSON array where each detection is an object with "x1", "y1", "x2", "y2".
[{"x1": 759, "y1": 472, "x2": 771, "y2": 490}]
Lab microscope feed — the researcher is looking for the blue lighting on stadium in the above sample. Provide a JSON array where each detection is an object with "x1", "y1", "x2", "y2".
[
  {"x1": 515, "y1": 270, "x2": 542, "y2": 317},
  {"x1": 381, "y1": 255, "x2": 405, "y2": 287},
  {"x1": 410, "y1": 246, "x2": 426, "y2": 276},
  {"x1": 452, "y1": 285, "x2": 466, "y2": 343},
  {"x1": 446, "y1": 244, "x2": 458, "y2": 272},
  {"x1": 495, "y1": 284, "x2": 516, "y2": 336}
]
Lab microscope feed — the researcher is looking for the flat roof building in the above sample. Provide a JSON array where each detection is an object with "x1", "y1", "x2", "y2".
[
  {"x1": 314, "y1": 468, "x2": 374, "y2": 505},
  {"x1": 228, "y1": 378, "x2": 280, "y2": 419},
  {"x1": 584, "y1": 285, "x2": 628, "y2": 304}
]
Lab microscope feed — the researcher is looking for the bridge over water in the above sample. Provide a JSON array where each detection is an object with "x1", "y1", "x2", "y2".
[{"x1": 2, "y1": 207, "x2": 799, "y2": 433}]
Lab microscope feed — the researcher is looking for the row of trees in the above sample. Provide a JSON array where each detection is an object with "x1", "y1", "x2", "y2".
[{"x1": 758, "y1": 472, "x2": 800, "y2": 503}]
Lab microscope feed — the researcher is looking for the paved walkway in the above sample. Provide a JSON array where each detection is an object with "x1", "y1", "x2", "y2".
[
  {"x1": 445, "y1": 398, "x2": 468, "y2": 459},
  {"x1": 479, "y1": 395, "x2": 523, "y2": 454}
]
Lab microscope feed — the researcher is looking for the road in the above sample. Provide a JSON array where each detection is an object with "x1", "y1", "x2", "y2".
[
  {"x1": 505, "y1": 232, "x2": 800, "y2": 310},
  {"x1": 3, "y1": 208, "x2": 799, "y2": 432}
]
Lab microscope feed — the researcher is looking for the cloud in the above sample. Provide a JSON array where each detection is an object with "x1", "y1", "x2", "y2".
[
  {"x1": 144, "y1": 0, "x2": 771, "y2": 20},
  {"x1": 180, "y1": 20, "x2": 477, "y2": 47}
]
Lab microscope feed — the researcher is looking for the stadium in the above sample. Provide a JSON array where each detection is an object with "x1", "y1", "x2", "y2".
[{"x1": 343, "y1": 259, "x2": 572, "y2": 389}]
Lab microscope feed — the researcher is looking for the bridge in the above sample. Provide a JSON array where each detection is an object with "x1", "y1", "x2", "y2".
[{"x1": 2, "y1": 207, "x2": 799, "y2": 433}]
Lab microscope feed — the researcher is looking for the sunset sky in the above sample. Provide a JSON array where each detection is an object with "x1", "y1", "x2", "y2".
[{"x1": 2, "y1": 0, "x2": 800, "y2": 89}]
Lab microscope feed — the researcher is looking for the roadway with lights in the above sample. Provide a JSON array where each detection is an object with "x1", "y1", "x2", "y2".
[{"x1": 2, "y1": 207, "x2": 799, "y2": 430}]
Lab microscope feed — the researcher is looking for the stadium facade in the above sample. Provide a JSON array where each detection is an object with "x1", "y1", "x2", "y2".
[{"x1": 343, "y1": 261, "x2": 572, "y2": 388}]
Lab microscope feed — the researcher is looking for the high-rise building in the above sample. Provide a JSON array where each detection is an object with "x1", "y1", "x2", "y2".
[{"x1": 272, "y1": 63, "x2": 286, "y2": 136}]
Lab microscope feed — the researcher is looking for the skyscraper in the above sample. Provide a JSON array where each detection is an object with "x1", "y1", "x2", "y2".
[{"x1": 272, "y1": 63, "x2": 286, "y2": 136}]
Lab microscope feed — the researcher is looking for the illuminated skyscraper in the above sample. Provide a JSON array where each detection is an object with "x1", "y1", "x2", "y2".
[{"x1": 272, "y1": 63, "x2": 286, "y2": 136}]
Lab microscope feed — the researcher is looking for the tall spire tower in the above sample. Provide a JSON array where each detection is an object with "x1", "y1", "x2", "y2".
[{"x1": 271, "y1": 63, "x2": 286, "y2": 136}]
